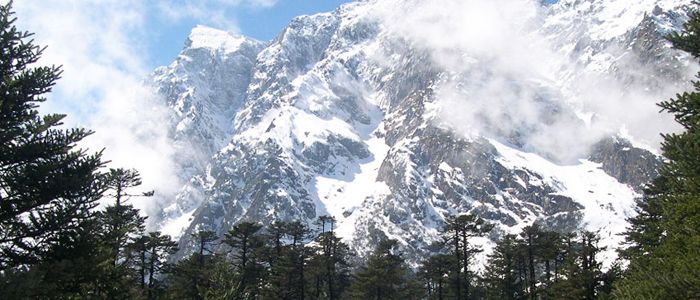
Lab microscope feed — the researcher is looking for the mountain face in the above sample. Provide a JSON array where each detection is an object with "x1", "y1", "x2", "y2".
[{"x1": 149, "y1": 0, "x2": 695, "y2": 265}]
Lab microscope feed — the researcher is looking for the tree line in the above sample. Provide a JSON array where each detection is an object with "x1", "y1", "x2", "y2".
[{"x1": 1, "y1": 0, "x2": 699, "y2": 298}]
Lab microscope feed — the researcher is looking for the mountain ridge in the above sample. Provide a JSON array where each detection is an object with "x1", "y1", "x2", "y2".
[{"x1": 148, "y1": 0, "x2": 695, "y2": 266}]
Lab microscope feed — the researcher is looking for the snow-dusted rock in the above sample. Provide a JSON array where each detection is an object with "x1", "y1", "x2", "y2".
[{"x1": 150, "y1": 0, "x2": 695, "y2": 266}]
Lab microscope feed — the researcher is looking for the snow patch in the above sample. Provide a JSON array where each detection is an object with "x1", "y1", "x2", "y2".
[
  {"x1": 490, "y1": 138, "x2": 638, "y2": 267},
  {"x1": 161, "y1": 209, "x2": 196, "y2": 239}
]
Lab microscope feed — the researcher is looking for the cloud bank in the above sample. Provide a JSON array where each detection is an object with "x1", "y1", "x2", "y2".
[
  {"x1": 372, "y1": 0, "x2": 693, "y2": 162},
  {"x1": 12, "y1": 0, "x2": 278, "y2": 223}
]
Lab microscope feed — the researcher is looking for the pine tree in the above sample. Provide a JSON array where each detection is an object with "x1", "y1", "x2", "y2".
[
  {"x1": 307, "y1": 216, "x2": 351, "y2": 300},
  {"x1": 519, "y1": 224, "x2": 545, "y2": 300},
  {"x1": 482, "y1": 234, "x2": 522, "y2": 300},
  {"x1": 262, "y1": 220, "x2": 287, "y2": 269},
  {"x1": 0, "y1": 216, "x2": 105, "y2": 298},
  {"x1": 136, "y1": 231, "x2": 178, "y2": 299},
  {"x1": 168, "y1": 230, "x2": 219, "y2": 300},
  {"x1": 94, "y1": 168, "x2": 151, "y2": 298},
  {"x1": 614, "y1": 4, "x2": 700, "y2": 298},
  {"x1": 419, "y1": 254, "x2": 455, "y2": 300},
  {"x1": 441, "y1": 214, "x2": 493, "y2": 300},
  {"x1": 223, "y1": 221, "x2": 265, "y2": 299},
  {"x1": 578, "y1": 231, "x2": 603, "y2": 300},
  {"x1": 348, "y1": 239, "x2": 424, "y2": 300},
  {"x1": 547, "y1": 232, "x2": 584, "y2": 300},
  {"x1": 538, "y1": 230, "x2": 562, "y2": 288},
  {"x1": 262, "y1": 221, "x2": 311, "y2": 300},
  {"x1": 0, "y1": 0, "x2": 105, "y2": 270},
  {"x1": 100, "y1": 168, "x2": 152, "y2": 265},
  {"x1": 0, "y1": 2, "x2": 112, "y2": 298}
]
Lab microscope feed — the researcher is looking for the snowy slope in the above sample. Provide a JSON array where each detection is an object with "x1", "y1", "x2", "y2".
[{"x1": 149, "y1": 0, "x2": 695, "y2": 266}]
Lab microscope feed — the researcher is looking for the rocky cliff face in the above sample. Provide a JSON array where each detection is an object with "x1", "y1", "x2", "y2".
[
  {"x1": 149, "y1": 26, "x2": 265, "y2": 223},
  {"x1": 149, "y1": 0, "x2": 695, "y2": 265}
]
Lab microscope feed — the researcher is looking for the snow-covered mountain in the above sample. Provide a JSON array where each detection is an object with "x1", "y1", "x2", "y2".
[{"x1": 148, "y1": 0, "x2": 696, "y2": 266}]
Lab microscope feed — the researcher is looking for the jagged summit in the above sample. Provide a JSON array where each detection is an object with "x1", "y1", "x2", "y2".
[
  {"x1": 547, "y1": 0, "x2": 691, "y2": 40},
  {"x1": 185, "y1": 24, "x2": 263, "y2": 54},
  {"x1": 149, "y1": 0, "x2": 695, "y2": 266}
]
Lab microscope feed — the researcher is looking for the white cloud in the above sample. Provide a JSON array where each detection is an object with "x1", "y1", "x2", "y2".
[
  {"x1": 156, "y1": 0, "x2": 278, "y2": 31},
  {"x1": 13, "y1": 1, "x2": 168, "y2": 216},
  {"x1": 371, "y1": 0, "x2": 691, "y2": 162},
  {"x1": 11, "y1": 0, "x2": 277, "y2": 224}
]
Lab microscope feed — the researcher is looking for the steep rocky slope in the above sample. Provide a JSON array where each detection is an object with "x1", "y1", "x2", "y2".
[{"x1": 149, "y1": 0, "x2": 695, "y2": 265}]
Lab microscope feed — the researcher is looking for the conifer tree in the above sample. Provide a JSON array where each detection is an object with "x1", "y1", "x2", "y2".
[
  {"x1": 307, "y1": 215, "x2": 351, "y2": 300},
  {"x1": 482, "y1": 234, "x2": 522, "y2": 300},
  {"x1": 519, "y1": 224, "x2": 543, "y2": 300},
  {"x1": 419, "y1": 254, "x2": 455, "y2": 300},
  {"x1": 578, "y1": 232, "x2": 603, "y2": 300},
  {"x1": 264, "y1": 220, "x2": 288, "y2": 268},
  {"x1": 263, "y1": 221, "x2": 311, "y2": 299},
  {"x1": 0, "y1": 2, "x2": 112, "y2": 298},
  {"x1": 348, "y1": 239, "x2": 424, "y2": 300},
  {"x1": 614, "y1": 4, "x2": 700, "y2": 298},
  {"x1": 0, "y1": 215, "x2": 105, "y2": 298},
  {"x1": 168, "y1": 230, "x2": 219, "y2": 300},
  {"x1": 223, "y1": 221, "x2": 265, "y2": 299},
  {"x1": 547, "y1": 232, "x2": 583, "y2": 300},
  {"x1": 100, "y1": 168, "x2": 152, "y2": 264},
  {"x1": 538, "y1": 230, "x2": 562, "y2": 286},
  {"x1": 94, "y1": 168, "x2": 152, "y2": 298},
  {"x1": 0, "y1": 1, "x2": 105, "y2": 270},
  {"x1": 135, "y1": 231, "x2": 178, "y2": 299},
  {"x1": 441, "y1": 214, "x2": 493, "y2": 300}
]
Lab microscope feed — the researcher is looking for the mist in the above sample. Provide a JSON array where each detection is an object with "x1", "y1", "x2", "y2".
[
  {"x1": 13, "y1": 1, "x2": 187, "y2": 225},
  {"x1": 371, "y1": 0, "x2": 694, "y2": 162}
]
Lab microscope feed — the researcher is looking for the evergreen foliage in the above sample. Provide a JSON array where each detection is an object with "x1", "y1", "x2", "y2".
[
  {"x1": 307, "y1": 216, "x2": 351, "y2": 300},
  {"x1": 348, "y1": 239, "x2": 423, "y2": 300},
  {"x1": 0, "y1": 0, "x2": 105, "y2": 270},
  {"x1": 440, "y1": 214, "x2": 493, "y2": 300},
  {"x1": 481, "y1": 234, "x2": 521, "y2": 300},
  {"x1": 419, "y1": 253, "x2": 454, "y2": 300},
  {"x1": 94, "y1": 168, "x2": 151, "y2": 298},
  {"x1": 614, "y1": 3, "x2": 700, "y2": 298},
  {"x1": 223, "y1": 221, "x2": 265, "y2": 299},
  {"x1": 135, "y1": 231, "x2": 178, "y2": 299}
]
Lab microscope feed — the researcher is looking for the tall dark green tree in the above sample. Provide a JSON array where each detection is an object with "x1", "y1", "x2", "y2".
[
  {"x1": 93, "y1": 168, "x2": 151, "y2": 298},
  {"x1": 100, "y1": 168, "x2": 151, "y2": 265},
  {"x1": 262, "y1": 221, "x2": 311, "y2": 300},
  {"x1": 223, "y1": 221, "x2": 265, "y2": 299},
  {"x1": 578, "y1": 232, "x2": 603, "y2": 300},
  {"x1": 614, "y1": 4, "x2": 700, "y2": 299},
  {"x1": 168, "y1": 230, "x2": 219, "y2": 300},
  {"x1": 132, "y1": 231, "x2": 177, "y2": 300},
  {"x1": 419, "y1": 254, "x2": 455, "y2": 300},
  {"x1": 307, "y1": 215, "x2": 351, "y2": 300},
  {"x1": 442, "y1": 214, "x2": 493, "y2": 300},
  {"x1": 482, "y1": 234, "x2": 523, "y2": 300},
  {"x1": 520, "y1": 225, "x2": 541, "y2": 300},
  {"x1": 348, "y1": 239, "x2": 424, "y2": 300},
  {"x1": 0, "y1": 1, "x2": 105, "y2": 270},
  {"x1": 538, "y1": 230, "x2": 562, "y2": 287},
  {"x1": 546, "y1": 232, "x2": 582, "y2": 300}
]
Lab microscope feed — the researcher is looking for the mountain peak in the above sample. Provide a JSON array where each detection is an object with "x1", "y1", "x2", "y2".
[{"x1": 186, "y1": 25, "x2": 259, "y2": 53}]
